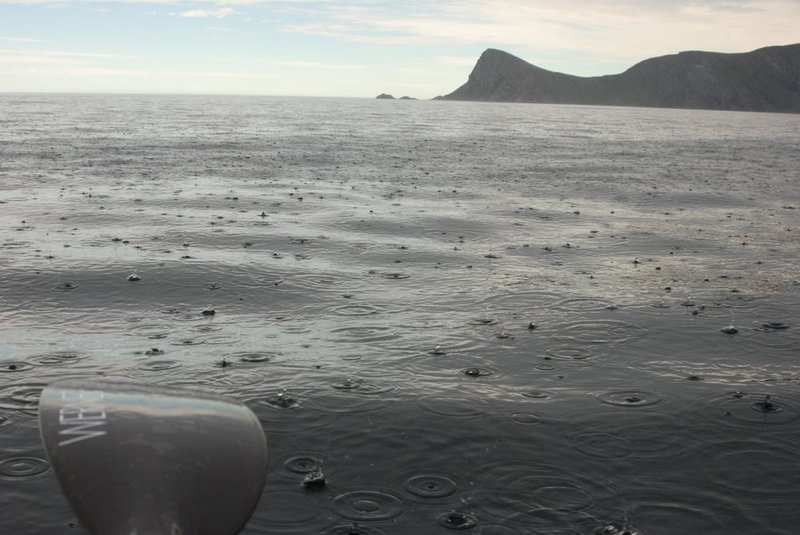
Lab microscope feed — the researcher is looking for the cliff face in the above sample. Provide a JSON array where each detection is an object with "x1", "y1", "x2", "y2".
[{"x1": 440, "y1": 45, "x2": 800, "y2": 113}]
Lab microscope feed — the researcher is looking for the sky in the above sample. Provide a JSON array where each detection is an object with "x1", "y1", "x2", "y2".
[{"x1": 1, "y1": 0, "x2": 799, "y2": 98}]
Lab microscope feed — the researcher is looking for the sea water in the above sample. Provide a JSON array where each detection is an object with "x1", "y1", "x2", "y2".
[{"x1": 0, "y1": 94, "x2": 799, "y2": 534}]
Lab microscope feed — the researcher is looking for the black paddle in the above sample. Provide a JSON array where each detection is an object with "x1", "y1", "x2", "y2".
[{"x1": 39, "y1": 380, "x2": 268, "y2": 535}]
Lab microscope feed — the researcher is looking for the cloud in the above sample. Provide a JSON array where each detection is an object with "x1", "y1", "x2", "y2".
[
  {"x1": 1, "y1": 0, "x2": 798, "y2": 82},
  {"x1": 174, "y1": 7, "x2": 239, "y2": 18},
  {"x1": 0, "y1": 66, "x2": 150, "y2": 77},
  {"x1": 0, "y1": 48, "x2": 133, "y2": 65},
  {"x1": 281, "y1": 0, "x2": 800, "y2": 69},
  {"x1": 270, "y1": 59, "x2": 366, "y2": 70},
  {"x1": 433, "y1": 55, "x2": 480, "y2": 66},
  {"x1": 0, "y1": 36, "x2": 48, "y2": 43},
  {"x1": 0, "y1": 0, "x2": 315, "y2": 2},
  {"x1": 0, "y1": 65, "x2": 277, "y2": 79},
  {"x1": 0, "y1": 53, "x2": 84, "y2": 64}
]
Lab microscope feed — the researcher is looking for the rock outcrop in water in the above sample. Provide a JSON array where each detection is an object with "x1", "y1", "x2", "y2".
[
  {"x1": 439, "y1": 44, "x2": 800, "y2": 113},
  {"x1": 376, "y1": 94, "x2": 417, "y2": 100}
]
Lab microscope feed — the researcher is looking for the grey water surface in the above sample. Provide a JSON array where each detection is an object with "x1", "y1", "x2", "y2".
[{"x1": 1, "y1": 94, "x2": 799, "y2": 534}]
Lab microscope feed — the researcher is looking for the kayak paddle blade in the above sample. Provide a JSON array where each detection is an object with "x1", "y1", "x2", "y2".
[{"x1": 39, "y1": 380, "x2": 267, "y2": 535}]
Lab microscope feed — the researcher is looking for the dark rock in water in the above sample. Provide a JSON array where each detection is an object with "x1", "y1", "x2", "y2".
[
  {"x1": 375, "y1": 93, "x2": 395, "y2": 99},
  {"x1": 201, "y1": 306, "x2": 216, "y2": 316},
  {"x1": 440, "y1": 44, "x2": 800, "y2": 113},
  {"x1": 398, "y1": 96, "x2": 416, "y2": 100},
  {"x1": 763, "y1": 321, "x2": 789, "y2": 330},
  {"x1": 720, "y1": 325, "x2": 739, "y2": 334}
]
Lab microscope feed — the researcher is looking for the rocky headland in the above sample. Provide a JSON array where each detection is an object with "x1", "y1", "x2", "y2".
[{"x1": 438, "y1": 44, "x2": 800, "y2": 113}]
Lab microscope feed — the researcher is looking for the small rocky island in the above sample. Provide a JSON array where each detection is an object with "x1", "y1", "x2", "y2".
[{"x1": 375, "y1": 94, "x2": 417, "y2": 100}]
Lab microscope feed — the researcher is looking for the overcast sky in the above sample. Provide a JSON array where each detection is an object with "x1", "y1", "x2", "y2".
[{"x1": 1, "y1": 0, "x2": 798, "y2": 98}]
